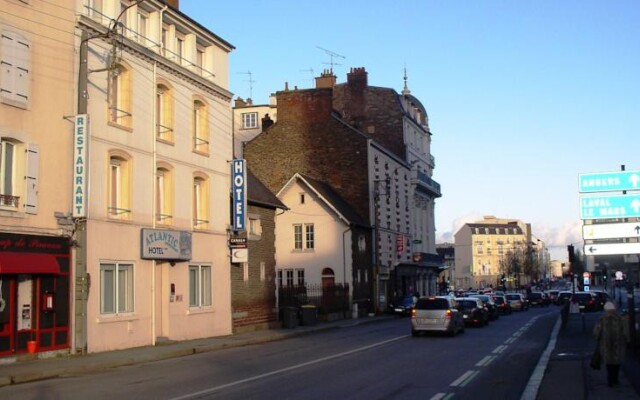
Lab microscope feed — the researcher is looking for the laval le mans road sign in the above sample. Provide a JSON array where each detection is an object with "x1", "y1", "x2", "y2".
[
  {"x1": 584, "y1": 242, "x2": 640, "y2": 256},
  {"x1": 582, "y1": 222, "x2": 640, "y2": 240},
  {"x1": 579, "y1": 170, "x2": 640, "y2": 193},
  {"x1": 580, "y1": 193, "x2": 640, "y2": 220}
]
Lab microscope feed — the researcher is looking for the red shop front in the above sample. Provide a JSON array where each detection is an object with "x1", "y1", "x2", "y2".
[{"x1": 0, "y1": 233, "x2": 70, "y2": 356}]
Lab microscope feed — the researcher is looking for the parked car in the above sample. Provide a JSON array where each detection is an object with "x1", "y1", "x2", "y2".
[
  {"x1": 492, "y1": 295, "x2": 512, "y2": 315},
  {"x1": 411, "y1": 296, "x2": 465, "y2": 336},
  {"x1": 506, "y1": 293, "x2": 528, "y2": 311},
  {"x1": 389, "y1": 295, "x2": 415, "y2": 316},
  {"x1": 528, "y1": 291, "x2": 550, "y2": 307},
  {"x1": 546, "y1": 290, "x2": 559, "y2": 304},
  {"x1": 570, "y1": 291, "x2": 597, "y2": 312},
  {"x1": 455, "y1": 297, "x2": 489, "y2": 327},
  {"x1": 590, "y1": 290, "x2": 610, "y2": 310},
  {"x1": 556, "y1": 291, "x2": 573, "y2": 305},
  {"x1": 470, "y1": 294, "x2": 500, "y2": 320}
]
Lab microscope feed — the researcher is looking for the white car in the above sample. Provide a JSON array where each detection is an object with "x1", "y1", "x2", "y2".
[{"x1": 411, "y1": 296, "x2": 465, "y2": 336}]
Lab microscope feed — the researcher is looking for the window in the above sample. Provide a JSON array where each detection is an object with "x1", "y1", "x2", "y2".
[
  {"x1": 286, "y1": 269, "x2": 294, "y2": 287},
  {"x1": 0, "y1": 139, "x2": 16, "y2": 207},
  {"x1": 294, "y1": 224, "x2": 302, "y2": 250},
  {"x1": 175, "y1": 35, "x2": 184, "y2": 65},
  {"x1": 193, "y1": 99, "x2": 209, "y2": 153},
  {"x1": 156, "y1": 84, "x2": 174, "y2": 141},
  {"x1": 249, "y1": 216, "x2": 262, "y2": 237},
  {"x1": 156, "y1": 166, "x2": 172, "y2": 224},
  {"x1": 100, "y1": 262, "x2": 133, "y2": 314},
  {"x1": 196, "y1": 47, "x2": 205, "y2": 76},
  {"x1": 1, "y1": 31, "x2": 31, "y2": 108},
  {"x1": 193, "y1": 175, "x2": 209, "y2": 227},
  {"x1": 260, "y1": 262, "x2": 265, "y2": 282},
  {"x1": 161, "y1": 25, "x2": 169, "y2": 57},
  {"x1": 300, "y1": 193, "x2": 305, "y2": 204},
  {"x1": 108, "y1": 155, "x2": 131, "y2": 218},
  {"x1": 297, "y1": 269, "x2": 305, "y2": 286},
  {"x1": 305, "y1": 224, "x2": 315, "y2": 249},
  {"x1": 109, "y1": 64, "x2": 132, "y2": 127},
  {"x1": 242, "y1": 112, "x2": 258, "y2": 129},
  {"x1": 189, "y1": 264, "x2": 211, "y2": 307},
  {"x1": 243, "y1": 263, "x2": 249, "y2": 281},
  {"x1": 85, "y1": 0, "x2": 104, "y2": 21},
  {"x1": 136, "y1": 10, "x2": 148, "y2": 45}
]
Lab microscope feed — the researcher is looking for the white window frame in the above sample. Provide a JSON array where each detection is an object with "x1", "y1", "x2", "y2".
[
  {"x1": 260, "y1": 262, "x2": 265, "y2": 282},
  {"x1": 243, "y1": 263, "x2": 249, "y2": 282},
  {"x1": 193, "y1": 176, "x2": 208, "y2": 227},
  {"x1": 100, "y1": 262, "x2": 134, "y2": 315},
  {"x1": 189, "y1": 264, "x2": 212, "y2": 308},
  {"x1": 242, "y1": 112, "x2": 258, "y2": 129},
  {"x1": 305, "y1": 224, "x2": 315, "y2": 249}
]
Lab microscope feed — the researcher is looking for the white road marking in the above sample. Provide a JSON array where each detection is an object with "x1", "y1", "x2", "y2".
[
  {"x1": 451, "y1": 370, "x2": 476, "y2": 387},
  {"x1": 505, "y1": 337, "x2": 516, "y2": 344},
  {"x1": 169, "y1": 335, "x2": 409, "y2": 400},
  {"x1": 520, "y1": 316, "x2": 562, "y2": 400},
  {"x1": 492, "y1": 345, "x2": 508, "y2": 354},
  {"x1": 430, "y1": 393, "x2": 451, "y2": 400},
  {"x1": 476, "y1": 355, "x2": 496, "y2": 367}
]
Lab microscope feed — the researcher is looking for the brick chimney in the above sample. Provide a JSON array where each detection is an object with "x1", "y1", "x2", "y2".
[
  {"x1": 262, "y1": 114, "x2": 274, "y2": 130},
  {"x1": 345, "y1": 67, "x2": 368, "y2": 124},
  {"x1": 276, "y1": 88, "x2": 333, "y2": 123},
  {"x1": 315, "y1": 69, "x2": 337, "y2": 89}
]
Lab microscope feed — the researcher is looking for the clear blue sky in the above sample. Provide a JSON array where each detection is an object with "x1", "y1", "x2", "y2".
[{"x1": 182, "y1": 1, "x2": 640, "y2": 260}]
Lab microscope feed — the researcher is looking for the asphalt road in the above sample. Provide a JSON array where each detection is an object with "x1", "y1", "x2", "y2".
[{"x1": 0, "y1": 306, "x2": 559, "y2": 400}]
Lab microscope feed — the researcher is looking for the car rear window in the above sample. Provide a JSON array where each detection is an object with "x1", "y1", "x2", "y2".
[
  {"x1": 506, "y1": 295, "x2": 520, "y2": 300},
  {"x1": 416, "y1": 298, "x2": 449, "y2": 310},
  {"x1": 572, "y1": 294, "x2": 592, "y2": 301},
  {"x1": 494, "y1": 297, "x2": 505, "y2": 304},
  {"x1": 458, "y1": 300, "x2": 477, "y2": 310},
  {"x1": 529, "y1": 293, "x2": 542, "y2": 299}
]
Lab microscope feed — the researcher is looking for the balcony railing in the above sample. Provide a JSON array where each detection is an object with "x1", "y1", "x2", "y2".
[
  {"x1": 412, "y1": 170, "x2": 441, "y2": 197},
  {"x1": 0, "y1": 195, "x2": 19, "y2": 208}
]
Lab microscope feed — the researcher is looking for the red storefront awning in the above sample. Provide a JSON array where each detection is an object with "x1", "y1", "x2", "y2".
[{"x1": 0, "y1": 253, "x2": 61, "y2": 274}]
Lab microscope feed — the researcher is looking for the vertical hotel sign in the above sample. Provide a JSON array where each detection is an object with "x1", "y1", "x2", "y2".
[
  {"x1": 232, "y1": 159, "x2": 246, "y2": 231},
  {"x1": 72, "y1": 114, "x2": 88, "y2": 217}
]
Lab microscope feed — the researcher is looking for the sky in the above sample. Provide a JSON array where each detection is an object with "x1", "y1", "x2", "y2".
[{"x1": 182, "y1": 1, "x2": 640, "y2": 261}]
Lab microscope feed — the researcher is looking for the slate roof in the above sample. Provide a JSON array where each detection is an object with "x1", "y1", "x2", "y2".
[{"x1": 247, "y1": 169, "x2": 287, "y2": 210}]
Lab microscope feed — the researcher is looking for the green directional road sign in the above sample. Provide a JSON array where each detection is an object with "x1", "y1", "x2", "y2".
[
  {"x1": 579, "y1": 170, "x2": 640, "y2": 193},
  {"x1": 580, "y1": 193, "x2": 640, "y2": 220}
]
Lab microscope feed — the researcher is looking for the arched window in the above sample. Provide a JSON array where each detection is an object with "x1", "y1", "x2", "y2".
[
  {"x1": 156, "y1": 164, "x2": 173, "y2": 224},
  {"x1": 156, "y1": 83, "x2": 174, "y2": 142},
  {"x1": 192, "y1": 98, "x2": 209, "y2": 154},
  {"x1": 193, "y1": 173, "x2": 209, "y2": 228},
  {"x1": 108, "y1": 152, "x2": 131, "y2": 218},
  {"x1": 109, "y1": 63, "x2": 132, "y2": 128}
]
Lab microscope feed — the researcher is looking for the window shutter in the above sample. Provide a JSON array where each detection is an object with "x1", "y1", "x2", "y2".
[
  {"x1": 1, "y1": 33, "x2": 16, "y2": 100},
  {"x1": 14, "y1": 37, "x2": 30, "y2": 103},
  {"x1": 25, "y1": 144, "x2": 38, "y2": 214}
]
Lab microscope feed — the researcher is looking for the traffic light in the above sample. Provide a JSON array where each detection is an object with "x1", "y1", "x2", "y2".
[{"x1": 567, "y1": 245, "x2": 575, "y2": 263}]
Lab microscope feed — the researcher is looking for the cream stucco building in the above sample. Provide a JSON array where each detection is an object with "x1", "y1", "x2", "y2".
[
  {"x1": 0, "y1": 0, "x2": 76, "y2": 357},
  {"x1": 454, "y1": 216, "x2": 547, "y2": 289},
  {"x1": 76, "y1": 0, "x2": 235, "y2": 353}
]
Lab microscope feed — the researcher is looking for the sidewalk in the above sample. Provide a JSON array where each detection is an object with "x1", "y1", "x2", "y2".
[
  {"x1": 536, "y1": 311, "x2": 640, "y2": 400},
  {"x1": 0, "y1": 315, "x2": 387, "y2": 388}
]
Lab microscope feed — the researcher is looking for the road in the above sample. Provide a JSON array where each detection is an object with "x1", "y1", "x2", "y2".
[{"x1": 0, "y1": 306, "x2": 559, "y2": 400}]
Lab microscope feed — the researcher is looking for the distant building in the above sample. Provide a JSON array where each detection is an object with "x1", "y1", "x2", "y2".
[
  {"x1": 436, "y1": 244, "x2": 455, "y2": 290},
  {"x1": 233, "y1": 96, "x2": 277, "y2": 158},
  {"x1": 454, "y1": 216, "x2": 548, "y2": 289}
]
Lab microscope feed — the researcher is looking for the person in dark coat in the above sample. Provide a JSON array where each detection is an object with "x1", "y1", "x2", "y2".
[{"x1": 593, "y1": 301, "x2": 629, "y2": 387}]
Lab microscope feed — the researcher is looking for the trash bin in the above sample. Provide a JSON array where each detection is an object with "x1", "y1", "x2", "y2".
[
  {"x1": 300, "y1": 305, "x2": 317, "y2": 326},
  {"x1": 282, "y1": 307, "x2": 299, "y2": 329}
]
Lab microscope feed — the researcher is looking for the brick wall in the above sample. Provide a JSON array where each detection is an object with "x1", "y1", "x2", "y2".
[{"x1": 230, "y1": 205, "x2": 278, "y2": 332}]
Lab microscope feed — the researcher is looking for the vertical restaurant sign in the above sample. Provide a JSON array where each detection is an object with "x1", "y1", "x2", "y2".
[
  {"x1": 72, "y1": 114, "x2": 88, "y2": 218},
  {"x1": 232, "y1": 159, "x2": 246, "y2": 231}
]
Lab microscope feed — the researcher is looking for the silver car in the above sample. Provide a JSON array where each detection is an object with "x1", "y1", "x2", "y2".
[{"x1": 411, "y1": 296, "x2": 465, "y2": 336}]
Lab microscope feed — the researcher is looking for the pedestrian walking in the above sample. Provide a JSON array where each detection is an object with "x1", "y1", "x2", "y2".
[{"x1": 593, "y1": 301, "x2": 629, "y2": 387}]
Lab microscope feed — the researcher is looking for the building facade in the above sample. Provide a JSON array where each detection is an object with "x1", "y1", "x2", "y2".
[
  {"x1": 244, "y1": 68, "x2": 442, "y2": 313},
  {"x1": 454, "y1": 216, "x2": 549, "y2": 289},
  {"x1": 233, "y1": 95, "x2": 277, "y2": 158},
  {"x1": 0, "y1": 0, "x2": 76, "y2": 357},
  {"x1": 76, "y1": 0, "x2": 235, "y2": 353}
]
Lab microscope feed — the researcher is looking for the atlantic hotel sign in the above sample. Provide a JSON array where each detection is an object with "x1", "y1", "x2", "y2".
[{"x1": 141, "y1": 229, "x2": 192, "y2": 261}]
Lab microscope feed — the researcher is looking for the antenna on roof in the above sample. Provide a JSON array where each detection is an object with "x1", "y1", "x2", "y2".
[
  {"x1": 317, "y1": 46, "x2": 345, "y2": 73},
  {"x1": 300, "y1": 67, "x2": 315, "y2": 85},
  {"x1": 238, "y1": 70, "x2": 255, "y2": 100}
]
